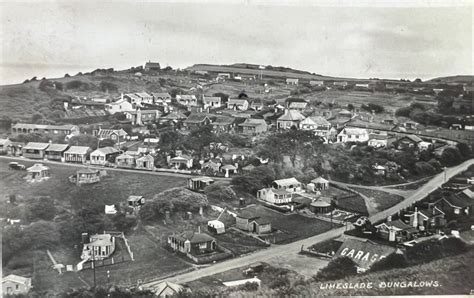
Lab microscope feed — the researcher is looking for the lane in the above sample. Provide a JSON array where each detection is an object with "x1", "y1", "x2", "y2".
[
  {"x1": 0, "y1": 155, "x2": 231, "y2": 181},
  {"x1": 143, "y1": 158, "x2": 474, "y2": 287}
]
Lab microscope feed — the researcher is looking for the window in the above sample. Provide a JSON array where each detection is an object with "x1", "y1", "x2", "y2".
[{"x1": 199, "y1": 242, "x2": 207, "y2": 249}]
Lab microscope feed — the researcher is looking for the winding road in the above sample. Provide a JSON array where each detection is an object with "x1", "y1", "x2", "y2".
[{"x1": 142, "y1": 158, "x2": 474, "y2": 287}]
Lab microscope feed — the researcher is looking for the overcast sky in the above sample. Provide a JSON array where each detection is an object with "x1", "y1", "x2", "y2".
[{"x1": 0, "y1": 0, "x2": 472, "y2": 84}]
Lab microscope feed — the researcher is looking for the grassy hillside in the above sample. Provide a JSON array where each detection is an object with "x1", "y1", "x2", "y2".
[{"x1": 426, "y1": 75, "x2": 474, "y2": 84}]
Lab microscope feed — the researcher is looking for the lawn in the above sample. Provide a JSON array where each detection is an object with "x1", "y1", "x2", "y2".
[
  {"x1": 0, "y1": 158, "x2": 187, "y2": 217},
  {"x1": 239, "y1": 205, "x2": 340, "y2": 244},
  {"x1": 350, "y1": 187, "x2": 405, "y2": 212}
]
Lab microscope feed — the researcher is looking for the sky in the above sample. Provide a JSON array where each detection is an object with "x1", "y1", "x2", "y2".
[{"x1": 0, "y1": 0, "x2": 472, "y2": 85}]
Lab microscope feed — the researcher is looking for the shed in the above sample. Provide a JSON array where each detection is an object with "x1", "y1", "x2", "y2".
[
  {"x1": 310, "y1": 198, "x2": 333, "y2": 214},
  {"x1": 27, "y1": 163, "x2": 50, "y2": 179},
  {"x1": 207, "y1": 220, "x2": 225, "y2": 234}
]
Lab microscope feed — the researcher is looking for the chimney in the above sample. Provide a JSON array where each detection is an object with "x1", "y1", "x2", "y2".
[
  {"x1": 387, "y1": 215, "x2": 392, "y2": 222},
  {"x1": 121, "y1": 93, "x2": 124, "y2": 101},
  {"x1": 198, "y1": 226, "x2": 201, "y2": 234}
]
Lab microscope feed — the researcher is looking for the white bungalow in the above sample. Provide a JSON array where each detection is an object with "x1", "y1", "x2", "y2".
[{"x1": 337, "y1": 128, "x2": 369, "y2": 143}]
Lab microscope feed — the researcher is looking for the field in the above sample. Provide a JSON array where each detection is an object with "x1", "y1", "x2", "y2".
[
  {"x1": 0, "y1": 158, "x2": 187, "y2": 216},
  {"x1": 349, "y1": 187, "x2": 405, "y2": 212},
  {"x1": 240, "y1": 205, "x2": 340, "y2": 244}
]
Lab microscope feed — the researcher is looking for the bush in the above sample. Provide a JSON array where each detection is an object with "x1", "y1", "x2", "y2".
[
  {"x1": 314, "y1": 257, "x2": 357, "y2": 281},
  {"x1": 369, "y1": 253, "x2": 407, "y2": 272}
]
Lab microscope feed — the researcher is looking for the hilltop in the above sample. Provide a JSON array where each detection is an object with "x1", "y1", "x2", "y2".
[{"x1": 426, "y1": 75, "x2": 474, "y2": 84}]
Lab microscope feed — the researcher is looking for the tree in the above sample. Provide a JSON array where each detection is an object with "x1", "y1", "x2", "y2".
[
  {"x1": 184, "y1": 125, "x2": 218, "y2": 158},
  {"x1": 111, "y1": 213, "x2": 137, "y2": 233},
  {"x1": 204, "y1": 184, "x2": 238, "y2": 202},
  {"x1": 213, "y1": 92, "x2": 229, "y2": 104},
  {"x1": 439, "y1": 147, "x2": 463, "y2": 166},
  {"x1": 456, "y1": 143, "x2": 471, "y2": 159},
  {"x1": 314, "y1": 257, "x2": 357, "y2": 281},
  {"x1": 69, "y1": 134, "x2": 99, "y2": 150},
  {"x1": 139, "y1": 200, "x2": 173, "y2": 223},
  {"x1": 369, "y1": 253, "x2": 407, "y2": 272}
]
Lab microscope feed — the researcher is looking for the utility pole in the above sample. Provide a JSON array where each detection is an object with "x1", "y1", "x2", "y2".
[{"x1": 92, "y1": 247, "x2": 96, "y2": 288}]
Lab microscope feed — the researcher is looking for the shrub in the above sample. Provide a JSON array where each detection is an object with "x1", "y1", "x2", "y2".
[
  {"x1": 369, "y1": 253, "x2": 408, "y2": 272},
  {"x1": 314, "y1": 257, "x2": 357, "y2": 281}
]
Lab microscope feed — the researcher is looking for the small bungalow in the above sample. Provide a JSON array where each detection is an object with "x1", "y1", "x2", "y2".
[
  {"x1": 176, "y1": 94, "x2": 198, "y2": 106},
  {"x1": 96, "y1": 128, "x2": 128, "y2": 142},
  {"x1": 183, "y1": 113, "x2": 212, "y2": 129},
  {"x1": 124, "y1": 109, "x2": 160, "y2": 125},
  {"x1": 72, "y1": 168, "x2": 102, "y2": 184},
  {"x1": 22, "y1": 142, "x2": 49, "y2": 159},
  {"x1": 188, "y1": 176, "x2": 215, "y2": 191},
  {"x1": 44, "y1": 143, "x2": 69, "y2": 161},
  {"x1": 311, "y1": 177, "x2": 329, "y2": 190},
  {"x1": 0, "y1": 138, "x2": 12, "y2": 154},
  {"x1": 310, "y1": 80, "x2": 324, "y2": 87},
  {"x1": 368, "y1": 133, "x2": 389, "y2": 148},
  {"x1": 128, "y1": 195, "x2": 145, "y2": 213},
  {"x1": 406, "y1": 207, "x2": 446, "y2": 230},
  {"x1": 152, "y1": 92, "x2": 172, "y2": 104},
  {"x1": 372, "y1": 164, "x2": 386, "y2": 176},
  {"x1": 239, "y1": 118, "x2": 268, "y2": 135},
  {"x1": 403, "y1": 121, "x2": 419, "y2": 130},
  {"x1": 26, "y1": 163, "x2": 50, "y2": 180},
  {"x1": 277, "y1": 110, "x2": 305, "y2": 129},
  {"x1": 257, "y1": 188, "x2": 292, "y2": 205},
  {"x1": 169, "y1": 154, "x2": 193, "y2": 169},
  {"x1": 227, "y1": 99, "x2": 249, "y2": 111},
  {"x1": 116, "y1": 153, "x2": 136, "y2": 168},
  {"x1": 135, "y1": 154, "x2": 155, "y2": 171},
  {"x1": 310, "y1": 197, "x2": 333, "y2": 213},
  {"x1": 337, "y1": 128, "x2": 369, "y2": 143},
  {"x1": 286, "y1": 78, "x2": 299, "y2": 85},
  {"x1": 375, "y1": 219, "x2": 417, "y2": 242},
  {"x1": 397, "y1": 134, "x2": 422, "y2": 150},
  {"x1": 201, "y1": 159, "x2": 222, "y2": 173},
  {"x1": 212, "y1": 116, "x2": 235, "y2": 133},
  {"x1": 203, "y1": 96, "x2": 222, "y2": 108},
  {"x1": 90, "y1": 147, "x2": 120, "y2": 166},
  {"x1": 220, "y1": 164, "x2": 237, "y2": 177},
  {"x1": 287, "y1": 99, "x2": 308, "y2": 112},
  {"x1": 299, "y1": 116, "x2": 331, "y2": 135},
  {"x1": 333, "y1": 81, "x2": 348, "y2": 88},
  {"x1": 250, "y1": 101, "x2": 264, "y2": 111},
  {"x1": 81, "y1": 233, "x2": 116, "y2": 261},
  {"x1": 272, "y1": 177, "x2": 302, "y2": 193},
  {"x1": 168, "y1": 231, "x2": 217, "y2": 256},
  {"x1": 236, "y1": 210, "x2": 272, "y2": 234},
  {"x1": 2, "y1": 274, "x2": 32, "y2": 295},
  {"x1": 64, "y1": 146, "x2": 92, "y2": 163}
]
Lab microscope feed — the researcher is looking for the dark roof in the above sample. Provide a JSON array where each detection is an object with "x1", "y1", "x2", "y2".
[
  {"x1": 174, "y1": 231, "x2": 215, "y2": 243},
  {"x1": 250, "y1": 217, "x2": 271, "y2": 225},
  {"x1": 184, "y1": 113, "x2": 210, "y2": 124},
  {"x1": 444, "y1": 194, "x2": 474, "y2": 208},
  {"x1": 400, "y1": 134, "x2": 423, "y2": 143},
  {"x1": 44, "y1": 143, "x2": 69, "y2": 152}
]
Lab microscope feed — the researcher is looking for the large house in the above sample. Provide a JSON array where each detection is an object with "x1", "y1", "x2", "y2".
[
  {"x1": 272, "y1": 178, "x2": 302, "y2": 193},
  {"x1": 64, "y1": 146, "x2": 91, "y2": 163},
  {"x1": 81, "y1": 233, "x2": 116, "y2": 261},
  {"x1": 124, "y1": 109, "x2": 160, "y2": 125},
  {"x1": 337, "y1": 128, "x2": 369, "y2": 143},
  {"x1": 239, "y1": 118, "x2": 268, "y2": 135},
  {"x1": 105, "y1": 99, "x2": 135, "y2": 114},
  {"x1": 227, "y1": 99, "x2": 249, "y2": 111},
  {"x1": 277, "y1": 110, "x2": 305, "y2": 129},
  {"x1": 2, "y1": 274, "x2": 32, "y2": 295},
  {"x1": 90, "y1": 147, "x2": 120, "y2": 166},
  {"x1": 257, "y1": 188, "x2": 292, "y2": 205},
  {"x1": 11, "y1": 123, "x2": 80, "y2": 137},
  {"x1": 22, "y1": 142, "x2": 49, "y2": 159},
  {"x1": 168, "y1": 231, "x2": 217, "y2": 256},
  {"x1": 203, "y1": 96, "x2": 222, "y2": 108}
]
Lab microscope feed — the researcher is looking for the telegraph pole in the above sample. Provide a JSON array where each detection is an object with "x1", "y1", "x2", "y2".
[{"x1": 92, "y1": 247, "x2": 96, "y2": 287}]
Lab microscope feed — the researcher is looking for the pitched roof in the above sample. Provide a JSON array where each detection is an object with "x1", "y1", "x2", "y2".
[
  {"x1": 311, "y1": 177, "x2": 329, "y2": 184},
  {"x1": 65, "y1": 146, "x2": 91, "y2": 155},
  {"x1": 77, "y1": 168, "x2": 100, "y2": 175},
  {"x1": 0, "y1": 138, "x2": 11, "y2": 146},
  {"x1": 97, "y1": 128, "x2": 128, "y2": 138},
  {"x1": 203, "y1": 96, "x2": 222, "y2": 103},
  {"x1": 213, "y1": 116, "x2": 235, "y2": 125},
  {"x1": 401, "y1": 134, "x2": 423, "y2": 143},
  {"x1": 152, "y1": 92, "x2": 171, "y2": 98},
  {"x1": 92, "y1": 146, "x2": 119, "y2": 155},
  {"x1": 174, "y1": 231, "x2": 215, "y2": 243},
  {"x1": 136, "y1": 154, "x2": 154, "y2": 162},
  {"x1": 135, "y1": 92, "x2": 152, "y2": 98},
  {"x1": 369, "y1": 133, "x2": 389, "y2": 140},
  {"x1": 151, "y1": 282, "x2": 184, "y2": 296},
  {"x1": 89, "y1": 234, "x2": 114, "y2": 247},
  {"x1": 27, "y1": 163, "x2": 49, "y2": 172},
  {"x1": 184, "y1": 113, "x2": 210, "y2": 124},
  {"x1": 161, "y1": 111, "x2": 187, "y2": 120},
  {"x1": 308, "y1": 116, "x2": 331, "y2": 126},
  {"x1": 228, "y1": 98, "x2": 249, "y2": 105},
  {"x1": 341, "y1": 127, "x2": 368, "y2": 136},
  {"x1": 2, "y1": 274, "x2": 31, "y2": 285},
  {"x1": 334, "y1": 238, "x2": 396, "y2": 270},
  {"x1": 378, "y1": 219, "x2": 411, "y2": 231},
  {"x1": 177, "y1": 94, "x2": 196, "y2": 100},
  {"x1": 12, "y1": 123, "x2": 77, "y2": 130},
  {"x1": 23, "y1": 142, "x2": 50, "y2": 150},
  {"x1": 311, "y1": 198, "x2": 332, "y2": 207},
  {"x1": 221, "y1": 164, "x2": 237, "y2": 170},
  {"x1": 45, "y1": 143, "x2": 69, "y2": 152},
  {"x1": 273, "y1": 177, "x2": 301, "y2": 186},
  {"x1": 190, "y1": 176, "x2": 215, "y2": 183},
  {"x1": 277, "y1": 110, "x2": 305, "y2": 121}
]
